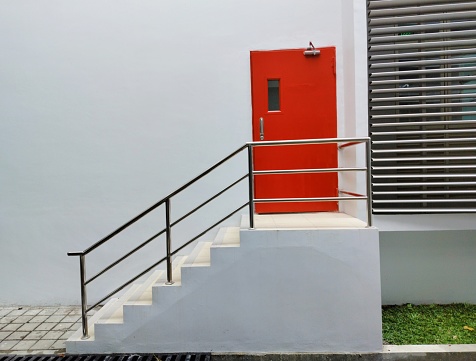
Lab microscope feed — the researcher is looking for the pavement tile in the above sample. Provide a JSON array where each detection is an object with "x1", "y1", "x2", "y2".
[
  {"x1": 52, "y1": 323, "x2": 73, "y2": 331},
  {"x1": 62, "y1": 330, "x2": 75, "y2": 339},
  {"x1": 45, "y1": 315, "x2": 65, "y2": 323},
  {"x1": 0, "y1": 324, "x2": 21, "y2": 332},
  {"x1": 67, "y1": 309, "x2": 82, "y2": 316},
  {"x1": 43, "y1": 330, "x2": 64, "y2": 340},
  {"x1": 38, "y1": 308, "x2": 58, "y2": 316},
  {"x1": 5, "y1": 331, "x2": 28, "y2": 340},
  {"x1": 0, "y1": 340, "x2": 18, "y2": 351},
  {"x1": 13, "y1": 315, "x2": 34, "y2": 324},
  {"x1": 35, "y1": 323, "x2": 55, "y2": 331},
  {"x1": 29, "y1": 315, "x2": 49, "y2": 323},
  {"x1": 30, "y1": 339, "x2": 55, "y2": 350},
  {"x1": 7, "y1": 309, "x2": 26, "y2": 317},
  {"x1": 23, "y1": 309, "x2": 42, "y2": 316},
  {"x1": 17, "y1": 323, "x2": 39, "y2": 332},
  {"x1": 24, "y1": 330, "x2": 48, "y2": 340},
  {"x1": 0, "y1": 309, "x2": 15, "y2": 317},
  {"x1": 0, "y1": 331, "x2": 12, "y2": 340},
  {"x1": 61, "y1": 315, "x2": 80, "y2": 323},
  {"x1": 10, "y1": 340, "x2": 36, "y2": 350},
  {"x1": 0, "y1": 316, "x2": 16, "y2": 324},
  {"x1": 53, "y1": 308, "x2": 72, "y2": 316},
  {"x1": 52, "y1": 340, "x2": 66, "y2": 349}
]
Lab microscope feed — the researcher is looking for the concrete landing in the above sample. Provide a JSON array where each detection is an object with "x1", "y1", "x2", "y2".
[{"x1": 242, "y1": 212, "x2": 367, "y2": 229}]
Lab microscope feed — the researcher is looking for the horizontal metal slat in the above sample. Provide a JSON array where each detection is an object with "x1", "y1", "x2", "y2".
[
  {"x1": 373, "y1": 173, "x2": 476, "y2": 179},
  {"x1": 370, "y1": 75, "x2": 476, "y2": 86},
  {"x1": 368, "y1": 0, "x2": 476, "y2": 11},
  {"x1": 370, "y1": 66, "x2": 476, "y2": 78},
  {"x1": 370, "y1": 120, "x2": 476, "y2": 127},
  {"x1": 371, "y1": 93, "x2": 476, "y2": 103},
  {"x1": 371, "y1": 102, "x2": 476, "y2": 111},
  {"x1": 369, "y1": 38, "x2": 476, "y2": 52},
  {"x1": 369, "y1": 29, "x2": 476, "y2": 44},
  {"x1": 370, "y1": 84, "x2": 476, "y2": 94},
  {"x1": 372, "y1": 181, "x2": 476, "y2": 186},
  {"x1": 369, "y1": 19, "x2": 476, "y2": 36},
  {"x1": 372, "y1": 147, "x2": 476, "y2": 153},
  {"x1": 373, "y1": 208, "x2": 476, "y2": 213},
  {"x1": 373, "y1": 198, "x2": 476, "y2": 203},
  {"x1": 372, "y1": 155, "x2": 476, "y2": 161},
  {"x1": 369, "y1": 2, "x2": 476, "y2": 17},
  {"x1": 369, "y1": 47, "x2": 476, "y2": 61},
  {"x1": 370, "y1": 56, "x2": 476, "y2": 70},
  {"x1": 369, "y1": 10, "x2": 476, "y2": 26},
  {"x1": 374, "y1": 190, "x2": 476, "y2": 195},
  {"x1": 373, "y1": 139, "x2": 476, "y2": 147},
  {"x1": 372, "y1": 129, "x2": 476, "y2": 136},
  {"x1": 372, "y1": 165, "x2": 476, "y2": 170},
  {"x1": 371, "y1": 110, "x2": 476, "y2": 119}
]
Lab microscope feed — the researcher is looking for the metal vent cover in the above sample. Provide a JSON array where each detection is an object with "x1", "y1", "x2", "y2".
[{"x1": 368, "y1": 0, "x2": 476, "y2": 214}]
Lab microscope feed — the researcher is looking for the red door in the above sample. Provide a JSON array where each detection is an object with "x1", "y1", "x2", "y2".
[{"x1": 250, "y1": 47, "x2": 338, "y2": 213}]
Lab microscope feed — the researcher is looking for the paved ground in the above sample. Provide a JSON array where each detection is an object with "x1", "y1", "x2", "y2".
[{"x1": 0, "y1": 306, "x2": 89, "y2": 355}]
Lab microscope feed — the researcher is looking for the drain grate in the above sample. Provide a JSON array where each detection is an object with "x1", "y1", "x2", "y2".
[{"x1": 0, "y1": 354, "x2": 211, "y2": 361}]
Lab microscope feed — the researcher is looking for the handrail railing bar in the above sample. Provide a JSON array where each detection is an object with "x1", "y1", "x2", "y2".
[
  {"x1": 85, "y1": 228, "x2": 167, "y2": 286},
  {"x1": 254, "y1": 196, "x2": 367, "y2": 203},
  {"x1": 253, "y1": 167, "x2": 367, "y2": 175},
  {"x1": 76, "y1": 144, "x2": 248, "y2": 256},
  {"x1": 339, "y1": 190, "x2": 366, "y2": 197},
  {"x1": 171, "y1": 202, "x2": 249, "y2": 257},
  {"x1": 86, "y1": 255, "x2": 168, "y2": 313},
  {"x1": 248, "y1": 137, "x2": 370, "y2": 147},
  {"x1": 338, "y1": 141, "x2": 366, "y2": 149},
  {"x1": 248, "y1": 145, "x2": 255, "y2": 229},
  {"x1": 366, "y1": 139, "x2": 373, "y2": 227},
  {"x1": 171, "y1": 174, "x2": 249, "y2": 228}
]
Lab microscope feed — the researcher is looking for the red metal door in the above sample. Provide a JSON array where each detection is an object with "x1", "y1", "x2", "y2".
[{"x1": 250, "y1": 47, "x2": 338, "y2": 213}]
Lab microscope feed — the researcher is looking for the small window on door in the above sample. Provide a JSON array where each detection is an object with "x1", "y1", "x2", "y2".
[{"x1": 268, "y1": 79, "x2": 280, "y2": 111}]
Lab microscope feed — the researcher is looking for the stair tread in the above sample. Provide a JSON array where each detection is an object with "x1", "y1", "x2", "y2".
[
  {"x1": 213, "y1": 227, "x2": 240, "y2": 247},
  {"x1": 154, "y1": 255, "x2": 187, "y2": 285},
  {"x1": 125, "y1": 269, "x2": 164, "y2": 305},
  {"x1": 184, "y1": 241, "x2": 212, "y2": 266}
]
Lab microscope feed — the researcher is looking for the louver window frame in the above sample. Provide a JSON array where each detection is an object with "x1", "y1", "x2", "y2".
[{"x1": 367, "y1": 0, "x2": 476, "y2": 214}]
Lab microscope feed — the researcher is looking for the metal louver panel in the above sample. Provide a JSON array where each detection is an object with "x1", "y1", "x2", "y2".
[{"x1": 368, "y1": 0, "x2": 476, "y2": 214}]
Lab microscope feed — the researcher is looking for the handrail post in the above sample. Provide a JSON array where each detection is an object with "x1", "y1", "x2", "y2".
[
  {"x1": 247, "y1": 144, "x2": 255, "y2": 229},
  {"x1": 165, "y1": 198, "x2": 174, "y2": 284},
  {"x1": 365, "y1": 139, "x2": 373, "y2": 227},
  {"x1": 79, "y1": 254, "x2": 89, "y2": 339}
]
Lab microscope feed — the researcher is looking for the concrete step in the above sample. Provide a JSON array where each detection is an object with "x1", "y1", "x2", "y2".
[
  {"x1": 183, "y1": 241, "x2": 212, "y2": 267},
  {"x1": 212, "y1": 227, "x2": 240, "y2": 247},
  {"x1": 67, "y1": 297, "x2": 119, "y2": 342},
  {"x1": 125, "y1": 269, "x2": 165, "y2": 305}
]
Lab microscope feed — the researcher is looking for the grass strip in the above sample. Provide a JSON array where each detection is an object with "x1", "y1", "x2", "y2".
[{"x1": 382, "y1": 303, "x2": 476, "y2": 345}]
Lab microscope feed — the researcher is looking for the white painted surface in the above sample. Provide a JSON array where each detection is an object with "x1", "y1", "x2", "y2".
[
  {"x1": 1, "y1": 0, "x2": 474, "y2": 308},
  {"x1": 380, "y1": 230, "x2": 476, "y2": 305},
  {"x1": 0, "y1": 0, "x2": 353, "y2": 305},
  {"x1": 67, "y1": 218, "x2": 382, "y2": 353}
]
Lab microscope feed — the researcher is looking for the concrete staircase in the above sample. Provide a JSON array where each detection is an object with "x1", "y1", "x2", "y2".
[{"x1": 66, "y1": 214, "x2": 382, "y2": 354}]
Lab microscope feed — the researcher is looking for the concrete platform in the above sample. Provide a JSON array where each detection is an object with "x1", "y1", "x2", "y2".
[{"x1": 243, "y1": 212, "x2": 368, "y2": 229}]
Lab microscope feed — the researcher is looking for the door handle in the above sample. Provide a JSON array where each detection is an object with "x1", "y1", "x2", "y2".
[{"x1": 259, "y1": 117, "x2": 264, "y2": 140}]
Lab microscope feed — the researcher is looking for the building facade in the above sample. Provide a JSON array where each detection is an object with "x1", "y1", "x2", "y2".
[{"x1": 0, "y1": 0, "x2": 475, "y2": 306}]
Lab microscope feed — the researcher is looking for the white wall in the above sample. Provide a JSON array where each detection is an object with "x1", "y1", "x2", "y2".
[
  {"x1": 0, "y1": 0, "x2": 352, "y2": 305},
  {"x1": 380, "y1": 230, "x2": 476, "y2": 304}
]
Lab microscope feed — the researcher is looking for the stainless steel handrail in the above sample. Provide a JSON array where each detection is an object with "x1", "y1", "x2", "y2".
[
  {"x1": 246, "y1": 137, "x2": 372, "y2": 228},
  {"x1": 68, "y1": 144, "x2": 249, "y2": 338},
  {"x1": 68, "y1": 137, "x2": 371, "y2": 339}
]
